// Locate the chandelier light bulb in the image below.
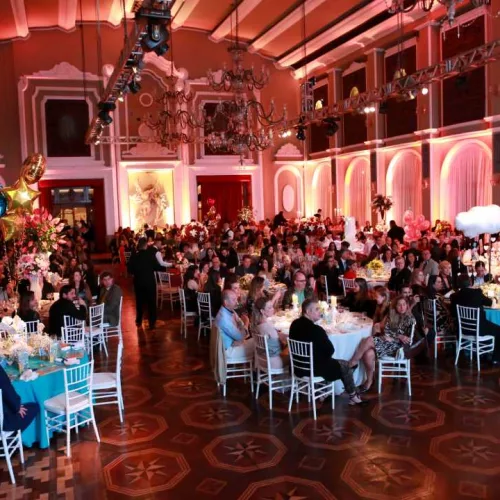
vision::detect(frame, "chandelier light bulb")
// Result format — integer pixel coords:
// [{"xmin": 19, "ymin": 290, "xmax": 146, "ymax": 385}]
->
[{"xmin": 363, "ymin": 106, "xmax": 370, "ymax": 114}]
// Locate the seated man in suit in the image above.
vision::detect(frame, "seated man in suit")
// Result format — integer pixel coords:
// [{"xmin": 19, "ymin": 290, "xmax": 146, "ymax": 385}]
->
[
  {"xmin": 0, "ymin": 365, "xmax": 38, "ymax": 432},
  {"xmin": 215, "ymin": 290, "xmax": 254, "ymax": 360},
  {"xmin": 48, "ymin": 284, "xmax": 87, "ymax": 337},
  {"xmin": 235, "ymin": 255, "xmax": 258, "ymax": 277},
  {"xmin": 388, "ymin": 256, "xmax": 412, "ymax": 291},
  {"xmin": 289, "ymin": 299, "xmax": 367, "ymax": 406},
  {"xmin": 98, "ymin": 271, "xmax": 123, "ymax": 327},
  {"xmin": 473, "ymin": 261, "xmax": 492, "ymax": 286},
  {"xmin": 420, "ymin": 249, "xmax": 439, "ymax": 281},
  {"xmin": 451, "ymin": 274, "xmax": 500, "ymax": 364}
]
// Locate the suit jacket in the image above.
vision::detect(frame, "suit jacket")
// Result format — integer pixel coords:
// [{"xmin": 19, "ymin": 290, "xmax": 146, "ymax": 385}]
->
[
  {"xmin": 276, "ymin": 267, "xmax": 294, "ymax": 288},
  {"xmin": 421, "ymin": 259, "xmax": 439, "ymax": 277},
  {"xmin": 98, "ymin": 284, "xmax": 123, "ymax": 326},
  {"xmin": 336, "ymin": 259, "xmax": 350, "ymax": 275},
  {"xmin": 48, "ymin": 298, "xmax": 87, "ymax": 337},
  {"xmin": 128, "ymin": 249, "xmax": 162, "ymax": 288},
  {"xmin": 288, "ymin": 316, "xmax": 341, "ymax": 381},
  {"xmin": 388, "ymin": 267, "xmax": 412, "ymax": 291},
  {"xmin": 0, "ymin": 366, "xmax": 21, "ymax": 430},
  {"xmin": 235, "ymin": 265, "xmax": 257, "ymax": 277},
  {"xmin": 450, "ymin": 287, "xmax": 492, "ymax": 330}
]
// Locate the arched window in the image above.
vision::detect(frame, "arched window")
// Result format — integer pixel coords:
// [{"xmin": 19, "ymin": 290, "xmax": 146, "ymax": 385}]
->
[
  {"xmin": 440, "ymin": 141, "xmax": 492, "ymax": 223},
  {"xmin": 386, "ymin": 151, "xmax": 422, "ymax": 224}
]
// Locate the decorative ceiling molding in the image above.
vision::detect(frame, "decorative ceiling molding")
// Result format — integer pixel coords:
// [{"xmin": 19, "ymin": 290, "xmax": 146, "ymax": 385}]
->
[
  {"xmin": 143, "ymin": 52, "xmax": 189, "ymax": 80},
  {"xmin": 210, "ymin": 0, "xmax": 265, "ymax": 42},
  {"xmin": 10, "ymin": 0, "xmax": 28, "ymax": 38},
  {"xmin": 107, "ymin": 0, "xmax": 135, "ymax": 26},
  {"xmin": 171, "ymin": 0, "xmax": 202, "ymax": 30},
  {"xmin": 30, "ymin": 62, "xmax": 99, "ymax": 80},
  {"xmin": 58, "ymin": 0, "xmax": 78, "ymax": 30},
  {"xmin": 275, "ymin": 0, "xmax": 388, "ymax": 68},
  {"xmin": 275, "ymin": 142, "xmax": 302, "ymax": 158},
  {"xmin": 248, "ymin": 0, "xmax": 328, "ymax": 54}
]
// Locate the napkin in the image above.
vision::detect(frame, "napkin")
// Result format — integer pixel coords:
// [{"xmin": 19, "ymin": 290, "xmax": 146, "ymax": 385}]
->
[
  {"xmin": 64, "ymin": 358, "xmax": 80, "ymax": 366},
  {"xmin": 19, "ymin": 369, "xmax": 39, "ymax": 382}
]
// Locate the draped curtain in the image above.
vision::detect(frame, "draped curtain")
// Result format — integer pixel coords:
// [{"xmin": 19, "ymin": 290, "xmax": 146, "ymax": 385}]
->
[
  {"xmin": 440, "ymin": 145, "xmax": 492, "ymax": 223},
  {"xmin": 345, "ymin": 159, "xmax": 370, "ymax": 225},
  {"xmin": 387, "ymin": 153, "xmax": 422, "ymax": 224}
]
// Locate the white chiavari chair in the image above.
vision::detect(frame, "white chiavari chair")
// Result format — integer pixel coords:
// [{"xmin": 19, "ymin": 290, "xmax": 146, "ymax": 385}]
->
[
  {"xmin": 0, "ymin": 389, "xmax": 24, "ymax": 484},
  {"xmin": 88, "ymin": 304, "xmax": 107, "ymax": 357},
  {"xmin": 197, "ymin": 293, "xmax": 213, "ymax": 341},
  {"xmin": 340, "ymin": 277, "xmax": 356, "ymax": 297},
  {"xmin": 43, "ymin": 361, "xmax": 100, "ymax": 457},
  {"xmin": 155, "ymin": 272, "xmax": 180, "ymax": 310},
  {"xmin": 424, "ymin": 298, "xmax": 456, "ymax": 358},
  {"xmin": 179, "ymin": 289, "xmax": 197, "ymax": 339}
]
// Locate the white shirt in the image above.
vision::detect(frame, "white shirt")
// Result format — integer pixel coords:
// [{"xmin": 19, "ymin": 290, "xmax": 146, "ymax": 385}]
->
[{"xmin": 155, "ymin": 250, "xmax": 172, "ymax": 268}]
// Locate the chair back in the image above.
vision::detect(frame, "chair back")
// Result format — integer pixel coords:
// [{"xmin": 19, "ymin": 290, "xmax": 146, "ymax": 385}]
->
[
  {"xmin": 89, "ymin": 304, "xmax": 105, "ymax": 334},
  {"xmin": 63, "ymin": 360, "xmax": 93, "ymax": 409},
  {"xmin": 322, "ymin": 275, "xmax": 329, "ymax": 299},
  {"xmin": 157, "ymin": 272, "xmax": 172, "ymax": 287},
  {"xmin": 179, "ymin": 288, "xmax": 187, "ymax": 314},
  {"xmin": 63, "ymin": 315, "xmax": 85, "ymax": 329},
  {"xmin": 61, "ymin": 323, "xmax": 85, "ymax": 346},
  {"xmin": 254, "ymin": 334, "xmax": 272, "ymax": 373},
  {"xmin": 340, "ymin": 277, "xmax": 356, "ymax": 296},
  {"xmin": 288, "ymin": 339, "xmax": 314, "ymax": 379},
  {"xmin": 423, "ymin": 298, "xmax": 437, "ymax": 331},
  {"xmin": 197, "ymin": 292, "xmax": 212, "ymax": 316},
  {"xmin": 457, "ymin": 305, "xmax": 480, "ymax": 338},
  {"xmin": 395, "ymin": 321, "xmax": 416, "ymax": 360},
  {"xmin": 115, "ymin": 342, "xmax": 124, "ymax": 385}
]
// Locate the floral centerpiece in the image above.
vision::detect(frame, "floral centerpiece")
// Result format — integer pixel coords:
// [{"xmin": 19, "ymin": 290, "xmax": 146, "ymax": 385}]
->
[
  {"xmin": 371, "ymin": 194, "xmax": 393, "ymax": 221},
  {"xmin": 435, "ymin": 220, "xmax": 453, "ymax": 237},
  {"xmin": 22, "ymin": 208, "xmax": 66, "ymax": 253},
  {"xmin": 299, "ymin": 217, "xmax": 326, "ymax": 237},
  {"xmin": 237, "ymin": 206, "xmax": 256, "ymax": 225},
  {"xmin": 239, "ymin": 274, "xmax": 254, "ymax": 291},
  {"xmin": 480, "ymin": 282, "xmax": 500, "ymax": 302},
  {"xmin": 180, "ymin": 221, "xmax": 208, "ymax": 245},
  {"xmin": 204, "ymin": 205, "xmax": 221, "ymax": 233},
  {"xmin": 16, "ymin": 252, "xmax": 50, "ymax": 301},
  {"xmin": 366, "ymin": 259, "xmax": 385, "ymax": 277}
]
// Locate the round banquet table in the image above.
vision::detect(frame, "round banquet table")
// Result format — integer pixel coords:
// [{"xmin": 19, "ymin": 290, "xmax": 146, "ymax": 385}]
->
[
  {"xmin": 485, "ymin": 307, "xmax": 500, "ymax": 326},
  {"xmin": 7, "ymin": 352, "xmax": 89, "ymax": 448},
  {"xmin": 268, "ymin": 312, "xmax": 372, "ymax": 395}
]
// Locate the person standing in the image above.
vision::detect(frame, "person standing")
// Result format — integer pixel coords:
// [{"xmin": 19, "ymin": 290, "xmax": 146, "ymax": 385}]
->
[{"xmin": 128, "ymin": 237, "xmax": 162, "ymax": 330}]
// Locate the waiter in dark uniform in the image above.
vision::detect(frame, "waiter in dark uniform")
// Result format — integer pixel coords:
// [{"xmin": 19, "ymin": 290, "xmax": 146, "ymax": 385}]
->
[{"xmin": 128, "ymin": 237, "xmax": 162, "ymax": 330}]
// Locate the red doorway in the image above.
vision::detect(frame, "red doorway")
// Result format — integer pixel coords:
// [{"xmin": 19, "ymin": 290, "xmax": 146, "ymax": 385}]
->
[
  {"xmin": 197, "ymin": 175, "xmax": 252, "ymax": 222},
  {"xmin": 38, "ymin": 179, "xmax": 106, "ymax": 252}
]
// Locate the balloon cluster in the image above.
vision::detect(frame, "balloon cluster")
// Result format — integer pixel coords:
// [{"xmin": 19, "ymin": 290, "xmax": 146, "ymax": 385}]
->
[
  {"xmin": 403, "ymin": 210, "xmax": 430, "ymax": 242},
  {"xmin": 0, "ymin": 154, "xmax": 46, "ymax": 241}
]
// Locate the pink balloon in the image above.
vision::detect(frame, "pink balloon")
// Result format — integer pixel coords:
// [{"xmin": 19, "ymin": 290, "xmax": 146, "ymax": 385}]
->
[
  {"xmin": 404, "ymin": 225, "xmax": 411, "ymax": 233},
  {"xmin": 403, "ymin": 211, "xmax": 414, "ymax": 225},
  {"xmin": 419, "ymin": 220, "xmax": 430, "ymax": 231},
  {"xmin": 416, "ymin": 214, "xmax": 425, "ymax": 224}
]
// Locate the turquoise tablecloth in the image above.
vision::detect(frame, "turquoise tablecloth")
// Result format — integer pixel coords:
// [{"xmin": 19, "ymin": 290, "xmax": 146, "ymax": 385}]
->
[
  {"xmin": 10, "ymin": 353, "xmax": 89, "ymax": 449},
  {"xmin": 485, "ymin": 308, "xmax": 500, "ymax": 326}
]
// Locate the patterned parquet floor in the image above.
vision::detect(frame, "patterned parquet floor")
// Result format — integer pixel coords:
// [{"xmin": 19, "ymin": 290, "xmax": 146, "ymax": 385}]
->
[{"xmin": 1, "ymin": 276, "xmax": 500, "ymax": 499}]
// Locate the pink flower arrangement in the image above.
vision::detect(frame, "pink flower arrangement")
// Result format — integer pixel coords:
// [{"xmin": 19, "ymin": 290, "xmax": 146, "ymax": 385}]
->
[
  {"xmin": 181, "ymin": 221, "xmax": 208, "ymax": 244},
  {"xmin": 22, "ymin": 208, "xmax": 66, "ymax": 254},
  {"xmin": 16, "ymin": 252, "xmax": 50, "ymax": 279}
]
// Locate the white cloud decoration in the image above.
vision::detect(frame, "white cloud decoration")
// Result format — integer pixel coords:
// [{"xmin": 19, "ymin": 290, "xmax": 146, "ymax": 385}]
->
[{"xmin": 455, "ymin": 205, "xmax": 500, "ymax": 237}]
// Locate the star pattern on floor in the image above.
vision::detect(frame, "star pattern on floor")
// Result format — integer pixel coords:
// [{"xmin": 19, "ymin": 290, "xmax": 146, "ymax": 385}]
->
[
  {"xmin": 125, "ymin": 458, "xmax": 169, "ymax": 484},
  {"xmin": 224, "ymin": 440, "xmax": 267, "ymax": 462},
  {"xmin": 451, "ymin": 439, "xmax": 497, "ymax": 464}
]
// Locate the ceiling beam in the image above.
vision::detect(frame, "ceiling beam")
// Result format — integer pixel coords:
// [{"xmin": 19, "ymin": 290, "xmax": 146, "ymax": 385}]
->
[
  {"xmin": 58, "ymin": 0, "xmax": 78, "ymax": 30},
  {"xmin": 248, "ymin": 0, "xmax": 328, "ymax": 54},
  {"xmin": 9, "ymin": 0, "xmax": 28, "ymax": 38},
  {"xmin": 210, "ymin": 0, "xmax": 266, "ymax": 42},
  {"xmin": 108, "ymin": 0, "xmax": 136, "ymax": 26},
  {"xmin": 171, "ymin": 0, "xmax": 201, "ymax": 29}
]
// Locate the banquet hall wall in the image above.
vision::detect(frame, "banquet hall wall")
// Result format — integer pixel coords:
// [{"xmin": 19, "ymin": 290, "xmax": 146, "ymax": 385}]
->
[{"xmin": 0, "ymin": 5, "xmax": 500, "ymax": 236}]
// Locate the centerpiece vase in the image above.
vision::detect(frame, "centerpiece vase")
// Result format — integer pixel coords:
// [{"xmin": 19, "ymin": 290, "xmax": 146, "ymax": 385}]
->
[{"xmin": 29, "ymin": 273, "xmax": 43, "ymax": 302}]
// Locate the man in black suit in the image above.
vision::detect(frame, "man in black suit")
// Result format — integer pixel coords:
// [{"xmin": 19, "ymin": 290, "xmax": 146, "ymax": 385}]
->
[
  {"xmin": 128, "ymin": 237, "xmax": 162, "ymax": 329},
  {"xmin": 0, "ymin": 366, "xmax": 38, "ymax": 432},
  {"xmin": 388, "ymin": 256, "xmax": 412, "ymax": 291},
  {"xmin": 235, "ymin": 255, "xmax": 257, "ymax": 277},
  {"xmin": 98, "ymin": 271, "xmax": 123, "ymax": 326},
  {"xmin": 387, "ymin": 220, "xmax": 405, "ymax": 243},
  {"xmin": 288, "ymin": 299, "xmax": 367, "ymax": 406},
  {"xmin": 48, "ymin": 284, "xmax": 87, "ymax": 337},
  {"xmin": 472, "ymin": 261, "xmax": 492, "ymax": 286},
  {"xmin": 451, "ymin": 274, "xmax": 500, "ymax": 363},
  {"xmin": 336, "ymin": 249, "xmax": 351, "ymax": 275}
]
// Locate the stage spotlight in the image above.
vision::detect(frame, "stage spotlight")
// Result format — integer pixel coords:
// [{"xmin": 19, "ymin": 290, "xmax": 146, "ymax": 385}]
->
[
  {"xmin": 323, "ymin": 117, "xmax": 339, "ymax": 137},
  {"xmin": 378, "ymin": 101, "xmax": 388, "ymax": 115},
  {"xmin": 296, "ymin": 126, "xmax": 306, "ymax": 141},
  {"xmin": 141, "ymin": 22, "xmax": 170, "ymax": 56},
  {"xmin": 421, "ymin": 86, "xmax": 429, "ymax": 95},
  {"xmin": 97, "ymin": 101, "xmax": 116, "ymax": 125}
]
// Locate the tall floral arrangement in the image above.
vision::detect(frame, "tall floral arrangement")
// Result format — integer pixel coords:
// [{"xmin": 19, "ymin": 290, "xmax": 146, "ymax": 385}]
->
[
  {"xmin": 204, "ymin": 202, "xmax": 221, "ymax": 233},
  {"xmin": 300, "ymin": 217, "xmax": 326, "ymax": 236},
  {"xmin": 181, "ymin": 221, "xmax": 208, "ymax": 244},
  {"xmin": 435, "ymin": 220, "xmax": 452, "ymax": 237},
  {"xmin": 22, "ymin": 208, "xmax": 65, "ymax": 253},
  {"xmin": 16, "ymin": 252, "xmax": 50, "ymax": 279},
  {"xmin": 371, "ymin": 194, "xmax": 393, "ymax": 221},
  {"xmin": 237, "ymin": 206, "xmax": 256, "ymax": 225}
]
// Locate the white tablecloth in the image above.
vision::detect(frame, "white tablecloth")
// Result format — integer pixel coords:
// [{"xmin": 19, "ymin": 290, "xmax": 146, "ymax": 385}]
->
[{"xmin": 268, "ymin": 313, "xmax": 372, "ymax": 394}]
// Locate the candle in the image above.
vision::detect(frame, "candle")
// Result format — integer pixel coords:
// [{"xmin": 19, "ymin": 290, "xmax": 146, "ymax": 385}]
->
[{"xmin": 330, "ymin": 296, "xmax": 337, "ymax": 307}]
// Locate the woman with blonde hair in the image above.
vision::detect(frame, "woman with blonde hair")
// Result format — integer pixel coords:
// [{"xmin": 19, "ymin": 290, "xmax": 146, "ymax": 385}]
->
[
  {"xmin": 438, "ymin": 260, "xmax": 453, "ymax": 294},
  {"xmin": 410, "ymin": 269, "xmax": 426, "ymax": 287},
  {"xmin": 251, "ymin": 296, "xmax": 288, "ymax": 369}
]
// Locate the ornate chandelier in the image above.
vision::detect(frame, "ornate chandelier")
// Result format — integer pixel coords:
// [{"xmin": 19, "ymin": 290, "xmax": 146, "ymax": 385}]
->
[
  {"xmin": 387, "ymin": 0, "xmax": 491, "ymax": 26},
  {"xmin": 207, "ymin": 2, "xmax": 269, "ymax": 92}
]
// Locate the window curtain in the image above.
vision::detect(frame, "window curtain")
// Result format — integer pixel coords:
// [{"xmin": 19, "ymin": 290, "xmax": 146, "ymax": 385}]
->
[
  {"xmin": 345, "ymin": 160, "xmax": 370, "ymax": 224},
  {"xmin": 387, "ymin": 154, "xmax": 422, "ymax": 224},
  {"xmin": 440, "ymin": 145, "xmax": 492, "ymax": 223}
]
